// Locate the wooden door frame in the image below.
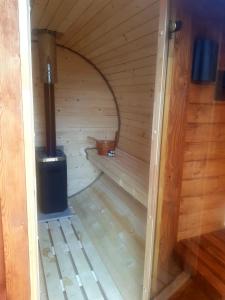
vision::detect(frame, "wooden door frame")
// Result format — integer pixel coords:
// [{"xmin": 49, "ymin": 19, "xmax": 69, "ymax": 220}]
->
[
  {"xmin": 18, "ymin": 1, "xmax": 39, "ymax": 299},
  {"xmin": 143, "ymin": 0, "xmax": 170, "ymax": 299},
  {"xmin": 0, "ymin": 0, "xmax": 170, "ymax": 299},
  {"xmin": 0, "ymin": 0, "xmax": 39, "ymax": 299}
]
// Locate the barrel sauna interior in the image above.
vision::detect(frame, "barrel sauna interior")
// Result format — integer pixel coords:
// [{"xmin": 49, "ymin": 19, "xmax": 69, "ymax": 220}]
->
[
  {"xmin": 1, "ymin": 0, "xmax": 225, "ymax": 299},
  {"xmin": 31, "ymin": 1, "xmax": 162, "ymax": 299},
  {"xmin": 31, "ymin": 0, "xmax": 225, "ymax": 299}
]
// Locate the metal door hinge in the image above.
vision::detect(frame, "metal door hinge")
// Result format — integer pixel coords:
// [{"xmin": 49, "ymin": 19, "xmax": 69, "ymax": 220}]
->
[{"xmin": 168, "ymin": 20, "xmax": 182, "ymax": 38}]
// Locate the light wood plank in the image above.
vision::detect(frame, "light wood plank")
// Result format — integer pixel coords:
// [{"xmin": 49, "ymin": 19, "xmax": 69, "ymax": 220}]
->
[
  {"xmin": 38, "ymin": 223, "xmax": 64, "ymax": 300},
  {"xmin": 73, "ymin": 193, "xmax": 143, "ymax": 300},
  {"xmin": 37, "ymin": 0, "xmax": 62, "ymax": 28},
  {"xmin": 48, "ymin": 221, "xmax": 84, "ymax": 300},
  {"xmin": 60, "ymin": 218, "xmax": 104, "ymax": 300},
  {"xmin": 74, "ymin": 0, "xmax": 156, "ymax": 50},
  {"xmin": 96, "ymin": 175, "xmax": 146, "ymax": 242},
  {"xmin": 87, "ymin": 149, "xmax": 149, "ymax": 207},
  {"xmin": 57, "ymin": 0, "xmax": 93, "ymax": 33},
  {"xmin": 98, "ymin": 46, "xmax": 157, "ymax": 69},
  {"xmin": 71, "ymin": 215, "xmax": 123, "ymax": 300},
  {"xmin": 60, "ymin": 0, "xmax": 110, "ymax": 46},
  {"xmin": 31, "ymin": 0, "xmax": 49, "ymax": 28},
  {"xmin": 71, "ymin": 174, "xmax": 145, "ymax": 300},
  {"xmin": 47, "ymin": 0, "xmax": 79, "ymax": 31},
  {"xmin": 83, "ymin": 10, "xmax": 159, "ymax": 58},
  {"xmin": 61, "ymin": 0, "xmax": 131, "ymax": 47},
  {"xmin": 39, "ymin": 254, "xmax": 48, "ymax": 300}
]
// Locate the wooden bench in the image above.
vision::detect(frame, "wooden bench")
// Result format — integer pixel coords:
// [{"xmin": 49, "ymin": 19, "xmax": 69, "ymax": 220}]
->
[{"xmin": 86, "ymin": 148, "xmax": 149, "ymax": 207}]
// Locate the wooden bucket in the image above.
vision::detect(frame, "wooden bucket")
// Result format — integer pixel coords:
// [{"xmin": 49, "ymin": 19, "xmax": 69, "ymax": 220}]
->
[{"xmin": 96, "ymin": 140, "xmax": 116, "ymax": 156}]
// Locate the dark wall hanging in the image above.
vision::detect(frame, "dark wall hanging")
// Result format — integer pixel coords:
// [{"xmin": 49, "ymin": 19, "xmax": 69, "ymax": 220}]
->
[{"xmin": 192, "ymin": 38, "xmax": 218, "ymax": 83}]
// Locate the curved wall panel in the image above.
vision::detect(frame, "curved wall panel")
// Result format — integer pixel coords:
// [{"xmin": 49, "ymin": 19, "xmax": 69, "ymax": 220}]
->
[
  {"xmin": 32, "ymin": 45, "xmax": 118, "ymax": 196},
  {"xmin": 31, "ymin": 0, "xmax": 160, "ymax": 162}
]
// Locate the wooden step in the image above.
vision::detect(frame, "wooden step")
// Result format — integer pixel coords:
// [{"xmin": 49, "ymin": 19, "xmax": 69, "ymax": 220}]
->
[{"xmin": 175, "ymin": 230, "xmax": 225, "ymax": 297}]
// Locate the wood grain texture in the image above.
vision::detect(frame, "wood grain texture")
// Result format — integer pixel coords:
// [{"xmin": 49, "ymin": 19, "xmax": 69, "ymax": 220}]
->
[
  {"xmin": 170, "ymin": 279, "xmax": 218, "ymax": 300},
  {"xmin": 153, "ymin": 272, "xmax": 190, "ymax": 300},
  {"xmin": 71, "ymin": 174, "xmax": 146, "ymax": 300},
  {"xmin": 87, "ymin": 148, "xmax": 149, "ymax": 207},
  {"xmin": 152, "ymin": 0, "xmax": 191, "ymax": 273},
  {"xmin": 149, "ymin": 1, "xmax": 193, "ymax": 297},
  {"xmin": 178, "ymin": 17, "xmax": 225, "ymax": 240},
  {"xmin": 31, "ymin": 0, "xmax": 160, "ymax": 162},
  {"xmin": 184, "ymin": 142, "xmax": 225, "ymax": 161},
  {"xmin": 0, "ymin": 213, "xmax": 6, "ymax": 299},
  {"xmin": 0, "ymin": 0, "xmax": 31, "ymax": 298},
  {"xmin": 33, "ymin": 44, "xmax": 118, "ymax": 196},
  {"xmin": 175, "ymin": 230, "xmax": 225, "ymax": 297}
]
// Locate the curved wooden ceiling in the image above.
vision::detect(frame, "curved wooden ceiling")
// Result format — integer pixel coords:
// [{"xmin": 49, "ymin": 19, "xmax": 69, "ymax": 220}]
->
[{"xmin": 31, "ymin": 0, "xmax": 160, "ymax": 162}]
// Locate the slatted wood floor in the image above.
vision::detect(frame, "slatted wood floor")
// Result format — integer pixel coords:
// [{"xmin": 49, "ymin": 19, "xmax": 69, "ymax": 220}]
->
[
  {"xmin": 39, "ymin": 216, "xmax": 123, "ymax": 300},
  {"xmin": 176, "ymin": 229, "xmax": 225, "ymax": 298}
]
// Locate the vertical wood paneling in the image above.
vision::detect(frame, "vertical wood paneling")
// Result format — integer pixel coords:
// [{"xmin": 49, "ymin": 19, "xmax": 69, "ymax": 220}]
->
[
  {"xmin": 0, "ymin": 213, "xmax": 6, "ymax": 299},
  {"xmin": 151, "ymin": 0, "xmax": 192, "ymax": 278},
  {"xmin": 0, "ymin": 0, "xmax": 30, "ymax": 298}
]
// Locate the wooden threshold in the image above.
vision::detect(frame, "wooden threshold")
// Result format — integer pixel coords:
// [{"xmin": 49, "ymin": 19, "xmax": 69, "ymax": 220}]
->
[{"xmin": 153, "ymin": 272, "xmax": 190, "ymax": 300}]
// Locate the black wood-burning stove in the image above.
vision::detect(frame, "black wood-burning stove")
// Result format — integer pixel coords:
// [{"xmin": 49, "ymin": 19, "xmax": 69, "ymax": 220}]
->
[{"xmin": 36, "ymin": 30, "xmax": 68, "ymax": 213}]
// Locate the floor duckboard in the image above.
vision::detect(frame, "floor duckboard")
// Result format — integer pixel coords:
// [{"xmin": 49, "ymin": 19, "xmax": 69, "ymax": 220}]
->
[{"xmin": 39, "ymin": 216, "xmax": 123, "ymax": 300}]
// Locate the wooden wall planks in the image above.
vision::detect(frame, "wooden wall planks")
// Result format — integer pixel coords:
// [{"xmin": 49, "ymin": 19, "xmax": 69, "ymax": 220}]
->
[
  {"xmin": 0, "ymin": 213, "xmax": 5, "ymax": 299},
  {"xmin": 151, "ymin": 0, "xmax": 192, "ymax": 272},
  {"xmin": 31, "ymin": 0, "xmax": 160, "ymax": 162},
  {"xmin": 177, "ymin": 19, "xmax": 225, "ymax": 240},
  {"xmin": 32, "ymin": 45, "xmax": 118, "ymax": 196},
  {"xmin": 0, "ymin": 0, "xmax": 31, "ymax": 298}
]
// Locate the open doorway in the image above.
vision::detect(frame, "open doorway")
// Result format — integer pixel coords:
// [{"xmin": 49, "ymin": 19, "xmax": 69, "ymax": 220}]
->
[
  {"xmin": 3, "ymin": 0, "xmax": 225, "ymax": 299},
  {"xmin": 29, "ymin": 1, "xmax": 162, "ymax": 299}
]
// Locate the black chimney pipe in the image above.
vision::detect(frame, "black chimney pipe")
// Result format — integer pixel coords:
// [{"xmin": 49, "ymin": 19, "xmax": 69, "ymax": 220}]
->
[
  {"xmin": 38, "ymin": 30, "xmax": 57, "ymax": 157},
  {"xmin": 44, "ymin": 81, "xmax": 56, "ymax": 156},
  {"xmin": 36, "ymin": 30, "xmax": 68, "ymax": 213}
]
